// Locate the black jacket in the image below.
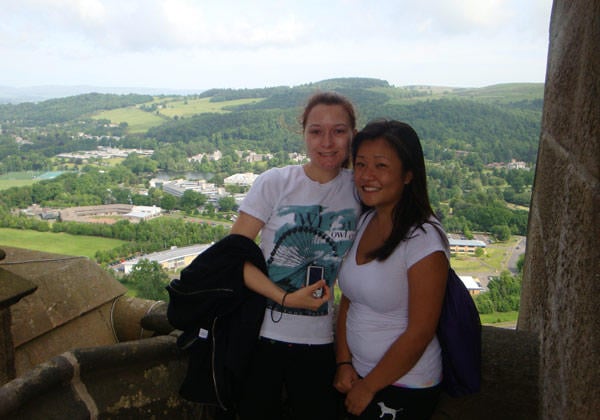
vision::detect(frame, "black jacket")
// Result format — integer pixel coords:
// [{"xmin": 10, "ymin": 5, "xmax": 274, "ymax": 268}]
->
[{"xmin": 166, "ymin": 234, "xmax": 267, "ymax": 410}]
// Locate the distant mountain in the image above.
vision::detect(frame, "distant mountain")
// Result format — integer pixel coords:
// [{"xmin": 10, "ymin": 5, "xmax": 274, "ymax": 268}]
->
[{"xmin": 0, "ymin": 85, "xmax": 207, "ymax": 104}]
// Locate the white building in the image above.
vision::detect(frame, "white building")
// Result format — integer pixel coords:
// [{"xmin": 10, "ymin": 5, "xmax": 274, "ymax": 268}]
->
[
  {"xmin": 162, "ymin": 179, "xmax": 224, "ymax": 198},
  {"xmin": 124, "ymin": 205, "xmax": 162, "ymax": 221},
  {"xmin": 448, "ymin": 239, "xmax": 487, "ymax": 254},
  {"xmin": 224, "ymin": 172, "xmax": 258, "ymax": 186},
  {"xmin": 459, "ymin": 275, "xmax": 485, "ymax": 295},
  {"xmin": 188, "ymin": 150, "xmax": 223, "ymax": 163},
  {"xmin": 120, "ymin": 244, "xmax": 213, "ymax": 274}
]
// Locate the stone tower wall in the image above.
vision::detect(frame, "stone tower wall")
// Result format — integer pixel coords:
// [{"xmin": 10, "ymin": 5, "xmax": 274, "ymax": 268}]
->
[{"xmin": 518, "ymin": 1, "xmax": 600, "ymax": 419}]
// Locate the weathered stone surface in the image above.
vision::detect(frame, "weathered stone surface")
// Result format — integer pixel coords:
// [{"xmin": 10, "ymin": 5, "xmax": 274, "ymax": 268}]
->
[
  {"xmin": 1, "ymin": 246, "xmax": 126, "ymax": 347},
  {"xmin": 0, "ymin": 309, "xmax": 15, "ymax": 385},
  {"xmin": 0, "ymin": 267, "xmax": 36, "ymax": 384},
  {"xmin": 0, "ymin": 246, "xmax": 132, "ymax": 376},
  {"xmin": 519, "ymin": 1, "xmax": 600, "ymax": 419},
  {"xmin": 13, "ymin": 304, "xmax": 118, "ymax": 376},
  {"xmin": 0, "ymin": 268, "xmax": 37, "ymax": 309},
  {"xmin": 0, "ymin": 335, "xmax": 209, "ymax": 419},
  {"xmin": 111, "ymin": 296, "xmax": 165, "ymax": 342},
  {"xmin": 433, "ymin": 326, "xmax": 539, "ymax": 420},
  {"xmin": 141, "ymin": 300, "xmax": 175, "ymax": 335}
]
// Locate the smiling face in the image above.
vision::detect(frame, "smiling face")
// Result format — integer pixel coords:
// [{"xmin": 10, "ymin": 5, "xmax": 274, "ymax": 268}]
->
[
  {"xmin": 353, "ymin": 137, "xmax": 413, "ymax": 216},
  {"xmin": 303, "ymin": 104, "xmax": 353, "ymax": 179}
]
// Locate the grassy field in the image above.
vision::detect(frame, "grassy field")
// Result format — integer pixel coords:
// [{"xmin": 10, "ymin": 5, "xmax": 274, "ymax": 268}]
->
[
  {"xmin": 92, "ymin": 96, "xmax": 266, "ymax": 134},
  {"xmin": 0, "ymin": 228, "xmax": 127, "ymax": 259},
  {"xmin": 157, "ymin": 97, "xmax": 265, "ymax": 118},
  {"xmin": 0, "ymin": 171, "xmax": 43, "ymax": 190},
  {"xmin": 480, "ymin": 311, "xmax": 519, "ymax": 326},
  {"xmin": 92, "ymin": 107, "xmax": 167, "ymax": 133},
  {"xmin": 0, "ymin": 179, "xmax": 37, "ymax": 190}
]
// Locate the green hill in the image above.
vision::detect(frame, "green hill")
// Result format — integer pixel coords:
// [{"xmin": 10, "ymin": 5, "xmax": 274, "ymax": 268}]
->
[{"xmin": 0, "ymin": 77, "xmax": 544, "ymax": 170}]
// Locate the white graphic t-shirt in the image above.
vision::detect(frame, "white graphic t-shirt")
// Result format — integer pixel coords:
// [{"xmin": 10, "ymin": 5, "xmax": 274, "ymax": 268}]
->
[{"xmin": 239, "ymin": 165, "xmax": 360, "ymax": 344}]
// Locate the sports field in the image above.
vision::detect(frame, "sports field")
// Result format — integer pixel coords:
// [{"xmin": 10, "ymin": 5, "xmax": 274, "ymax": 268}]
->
[
  {"xmin": 0, "ymin": 228, "xmax": 127, "ymax": 259},
  {"xmin": 0, "ymin": 171, "xmax": 69, "ymax": 190},
  {"xmin": 0, "ymin": 172, "xmax": 38, "ymax": 190}
]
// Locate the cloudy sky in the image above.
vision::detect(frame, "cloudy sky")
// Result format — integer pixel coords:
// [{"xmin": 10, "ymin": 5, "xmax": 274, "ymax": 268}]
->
[{"xmin": 2, "ymin": 0, "xmax": 553, "ymax": 91}]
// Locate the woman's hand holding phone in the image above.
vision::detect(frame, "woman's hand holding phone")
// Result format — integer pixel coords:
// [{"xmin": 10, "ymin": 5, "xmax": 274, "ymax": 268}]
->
[{"xmin": 285, "ymin": 279, "xmax": 330, "ymax": 311}]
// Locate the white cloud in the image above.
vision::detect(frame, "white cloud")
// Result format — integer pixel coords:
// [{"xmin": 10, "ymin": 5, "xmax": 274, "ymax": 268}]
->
[{"xmin": 0, "ymin": 0, "xmax": 553, "ymax": 89}]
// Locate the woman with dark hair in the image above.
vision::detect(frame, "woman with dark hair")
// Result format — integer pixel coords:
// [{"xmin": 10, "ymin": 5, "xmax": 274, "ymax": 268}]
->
[
  {"xmin": 334, "ymin": 120, "xmax": 449, "ymax": 419},
  {"xmin": 231, "ymin": 92, "xmax": 361, "ymax": 419}
]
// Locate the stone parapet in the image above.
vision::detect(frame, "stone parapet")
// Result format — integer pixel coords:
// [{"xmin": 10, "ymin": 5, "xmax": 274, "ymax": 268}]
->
[
  {"xmin": 433, "ymin": 326, "xmax": 539, "ymax": 419},
  {"xmin": 0, "ymin": 324, "xmax": 539, "ymax": 419},
  {"xmin": 0, "ymin": 335, "xmax": 210, "ymax": 419}
]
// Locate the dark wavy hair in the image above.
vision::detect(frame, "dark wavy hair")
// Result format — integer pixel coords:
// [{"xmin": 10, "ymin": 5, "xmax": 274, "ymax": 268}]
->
[{"xmin": 352, "ymin": 119, "xmax": 437, "ymax": 261}]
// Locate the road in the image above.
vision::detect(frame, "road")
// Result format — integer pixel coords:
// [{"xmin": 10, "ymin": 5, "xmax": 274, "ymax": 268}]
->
[{"xmin": 507, "ymin": 236, "xmax": 527, "ymax": 274}]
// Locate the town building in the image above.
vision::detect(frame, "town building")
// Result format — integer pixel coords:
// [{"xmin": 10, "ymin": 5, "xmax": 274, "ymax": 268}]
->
[
  {"xmin": 449, "ymin": 238, "xmax": 487, "ymax": 254},
  {"xmin": 59, "ymin": 204, "xmax": 162, "ymax": 223},
  {"xmin": 223, "ymin": 172, "xmax": 258, "ymax": 186},
  {"xmin": 459, "ymin": 275, "xmax": 485, "ymax": 295},
  {"xmin": 119, "ymin": 243, "xmax": 212, "ymax": 274},
  {"xmin": 161, "ymin": 179, "xmax": 225, "ymax": 199}
]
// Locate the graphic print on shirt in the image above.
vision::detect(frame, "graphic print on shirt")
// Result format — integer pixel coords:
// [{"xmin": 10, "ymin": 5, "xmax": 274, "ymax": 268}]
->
[
  {"xmin": 267, "ymin": 204, "xmax": 356, "ymax": 315},
  {"xmin": 377, "ymin": 401, "xmax": 404, "ymax": 420}
]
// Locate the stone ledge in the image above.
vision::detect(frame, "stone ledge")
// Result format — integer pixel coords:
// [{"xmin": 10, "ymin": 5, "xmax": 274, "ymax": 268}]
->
[
  {"xmin": 433, "ymin": 326, "xmax": 539, "ymax": 420},
  {"xmin": 0, "ymin": 325, "xmax": 540, "ymax": 419},
  {"xmin": 0, "ymin": 334, "xmax": 208, "ymax": 419}
]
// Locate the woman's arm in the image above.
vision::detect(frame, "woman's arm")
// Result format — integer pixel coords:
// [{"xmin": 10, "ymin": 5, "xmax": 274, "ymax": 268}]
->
[
  {"xmin": 344, "ymin": 251, "xmax": 448, "ymax": 415},
  {"xmin": 231, "ymin": 211, "xmax": 329, "ymax": 311},
  {"xmin": 242, "ymin": 262, "xmax": 330, "ymax": 311},
  {"xmin": 334, "ymin": 294, "xmax": 359, "ymax": 393},
  {"xmin": 230, "ymin": 211, "xmax": 264, "ymax": 240}
]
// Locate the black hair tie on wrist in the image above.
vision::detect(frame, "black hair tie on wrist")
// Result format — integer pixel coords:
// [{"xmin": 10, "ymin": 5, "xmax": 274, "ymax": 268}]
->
[{"xmin": 270, "ymin": 291, "xmax": 289, "ymax": 323}]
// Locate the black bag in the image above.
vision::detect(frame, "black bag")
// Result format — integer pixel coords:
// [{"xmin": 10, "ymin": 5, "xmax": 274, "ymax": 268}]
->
[{"xmin": 437, "ymin": 267, "xmax": 482, "ymax": 397}]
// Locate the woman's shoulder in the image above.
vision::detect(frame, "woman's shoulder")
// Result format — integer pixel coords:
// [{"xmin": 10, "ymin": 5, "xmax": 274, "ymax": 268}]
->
[
  {"xmin": 265, "ymin": 164, "xmax": 303, "ymax": 176},
  {"xmin": 255, "ymin": 165, "xmax": 302, "ymax": 183},
  {"xmin": 403, "ymin": 218, "xmax": 450, "ymax": 264},
  {"xmin": 409, "ymin": 218, "xmax": 447, "ymax": 243},
  {"xmin": 424, "ymin": 217, "xmax": 446, "ymax": 235}
]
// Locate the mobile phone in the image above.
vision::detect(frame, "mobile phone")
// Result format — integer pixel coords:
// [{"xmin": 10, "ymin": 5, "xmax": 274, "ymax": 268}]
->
[{"xmin": 306, "ymin": 265, "xmax": 324, "ymax": 298}]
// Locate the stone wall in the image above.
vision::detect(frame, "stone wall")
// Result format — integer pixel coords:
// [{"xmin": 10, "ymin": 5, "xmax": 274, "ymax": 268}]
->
[
  {"xmin": 518, "ymin": 0, "xmax": 600, "ymax": 419},
  {"xmin": 0, "ymin": 324, "xmax": 538, "ymax": 420},
  {"xmin": 0, "ymin": 335, "xmax": 210, "ymax": 419}
]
